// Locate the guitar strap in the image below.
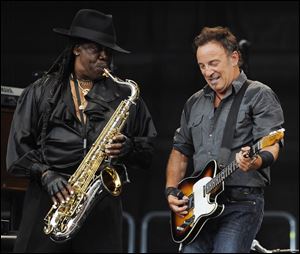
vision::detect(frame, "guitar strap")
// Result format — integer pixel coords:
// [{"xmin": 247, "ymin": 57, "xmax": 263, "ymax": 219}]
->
[{"xmin": 218, "ymin": 80, "xmax": 250, "ymax": 168}]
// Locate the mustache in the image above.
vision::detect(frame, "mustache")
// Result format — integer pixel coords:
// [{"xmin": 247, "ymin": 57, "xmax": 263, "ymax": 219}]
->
[{"xmin": 97, "ymin": 61, "xmax": 109, "ymax": 69}]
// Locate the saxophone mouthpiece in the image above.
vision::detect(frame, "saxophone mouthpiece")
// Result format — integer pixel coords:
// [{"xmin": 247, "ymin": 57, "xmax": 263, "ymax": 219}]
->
[{"xmin": 102, "ymin": 68, "xmax": 111, "ymax": 78}]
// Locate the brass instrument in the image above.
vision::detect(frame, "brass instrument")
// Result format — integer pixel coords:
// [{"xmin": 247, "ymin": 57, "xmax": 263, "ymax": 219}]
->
[{"xmin": 43, "ymin": 68, "xmax": 139, "ymax": 242}]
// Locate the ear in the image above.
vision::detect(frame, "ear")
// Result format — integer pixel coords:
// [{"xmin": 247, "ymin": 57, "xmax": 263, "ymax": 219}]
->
[
  {"xmin": 73, "ymin": 45, "xmax": 81, "ymax": 56},
  {"xmin": 231, "ymin": 51, "xmax": 239, "ymax": 66}
]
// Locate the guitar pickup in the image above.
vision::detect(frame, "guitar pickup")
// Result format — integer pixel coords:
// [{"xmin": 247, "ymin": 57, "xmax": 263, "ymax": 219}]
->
[
  {"xmin": 176, "ymin": 215, "xmax": 195, "ymax": 232},
  {"xmin": 187, "ymin": 194, "xmax": 194, "ymax": 210}
]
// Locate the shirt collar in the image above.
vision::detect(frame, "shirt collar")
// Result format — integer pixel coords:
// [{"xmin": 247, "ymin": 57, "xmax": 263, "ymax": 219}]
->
[
  {"xmin": 87, "ymin": 77, "xmax": 121, "ymax": 103},
  {"xmin": 231, "ymin": 70, "xmax": 247, "ymax": 94}
]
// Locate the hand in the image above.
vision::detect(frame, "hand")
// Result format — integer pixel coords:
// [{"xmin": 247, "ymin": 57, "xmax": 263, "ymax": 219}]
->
[
  {"xmin": 41, "ymin": 171, "xmax": 74, "ymax": 206},
  {"xmin": 235, "ymin": 146, "xmax": 258, "ymax": 172},
  {"xmin": 105, "ymin": 134, "xmax": 133, "ymax": 158},
  {"xmin": 166, "ymin": 188, "xmax": 189, "ymax": 218}
]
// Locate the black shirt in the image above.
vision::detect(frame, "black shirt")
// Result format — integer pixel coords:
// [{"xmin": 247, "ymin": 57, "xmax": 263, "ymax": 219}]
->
[{"xmin": 6, "ymin": 73, "xmax": 157, "ymax": 177}]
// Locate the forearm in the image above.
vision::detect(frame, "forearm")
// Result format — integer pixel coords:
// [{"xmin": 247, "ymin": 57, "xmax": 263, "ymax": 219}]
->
[
  {"xmin": 262, "ymin": 142, "xmax": 279, "ymax": 161},
  {"xmin": 166, "ymin": 148, "xmax": 189, "ymax": 188},
  {"xmin": 237, "ymin": 142, "xmax": 280, "ymax": 172},
  {"xmin": 253, "ymin": 143, "xmax": 279, "ymax": 170}
]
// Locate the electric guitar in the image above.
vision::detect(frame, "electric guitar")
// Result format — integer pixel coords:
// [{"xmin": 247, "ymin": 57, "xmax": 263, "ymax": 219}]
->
[{"xmin": 170, "ymin": 128, "xmax": 285, "ymax": 246}]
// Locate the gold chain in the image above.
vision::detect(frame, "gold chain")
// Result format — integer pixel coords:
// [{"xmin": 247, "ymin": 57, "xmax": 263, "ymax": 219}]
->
[{"xmin": 77, "ymin": 80, "xmax": 93, "ymax": 96}]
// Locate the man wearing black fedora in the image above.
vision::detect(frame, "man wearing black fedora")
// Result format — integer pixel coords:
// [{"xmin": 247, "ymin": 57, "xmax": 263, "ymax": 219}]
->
[{"xmin": 7, "ymin": 9, "xmax": 157, "ymax": 252}]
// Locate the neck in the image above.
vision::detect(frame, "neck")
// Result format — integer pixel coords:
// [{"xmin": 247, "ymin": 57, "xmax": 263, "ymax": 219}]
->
[
  {"xmin": 232, "ymin": 67, "xmax": 241, "ymax": 83},
  {"xmin": 77, "ymin": 77, "xmax": 93, "ymax": 82},
  {"xmin": 214, "ymin": 93, "xmax": 222, "ymax": 108},
  {"xmin": 70, "ymin": 73, "xmax": 93, "ymax": 90},
  {"xmin": 215, "ymin": 93, "xmax": 223, "ymax": 101},
  {"xmin": 74, "ymin": 72, "xmax": 92, "ymax": 82}
]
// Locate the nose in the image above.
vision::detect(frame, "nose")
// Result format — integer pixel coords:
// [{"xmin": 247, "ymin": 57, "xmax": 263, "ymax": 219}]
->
[
  {"xmin": 99, "ymin": 50, "xmax": 108, "ymax": 60},
  {"xmin": 99, "ymin": 47, "xmax": 111, "ymax": 60},
  {"xmin": 201, "ymin": 65, "xmax": 214, "ymax": 77}
]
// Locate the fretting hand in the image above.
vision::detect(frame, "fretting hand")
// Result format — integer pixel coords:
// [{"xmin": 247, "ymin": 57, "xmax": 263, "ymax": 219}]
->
[{"xmin": 235, "ymin": 146, "xmax": 259, "ymax": 172}]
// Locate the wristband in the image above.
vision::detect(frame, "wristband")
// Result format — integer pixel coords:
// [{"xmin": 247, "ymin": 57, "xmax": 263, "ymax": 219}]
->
[
  {"xmin": 165, "ymin": 187, "xmax": 184, "ymax": 199},
  {"xmin": 259, "ymin": 151, "xmax": 274, "ymax": 169}
]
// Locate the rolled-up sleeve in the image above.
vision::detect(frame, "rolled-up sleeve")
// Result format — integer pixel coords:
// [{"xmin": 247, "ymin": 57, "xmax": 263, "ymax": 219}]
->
[{"xmin": 251, "ymin": 85, "xmax": 284, "ymax": 141}]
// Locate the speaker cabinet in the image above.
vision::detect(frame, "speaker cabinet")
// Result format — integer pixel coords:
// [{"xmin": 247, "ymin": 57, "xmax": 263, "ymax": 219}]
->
[{"xmin": 1, "ymin": 107, "xmax": 29, "ymax": 191}]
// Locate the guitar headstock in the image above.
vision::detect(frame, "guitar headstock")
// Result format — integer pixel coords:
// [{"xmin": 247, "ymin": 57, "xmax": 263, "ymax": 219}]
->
[{"xmin": 260, "ymin": 128, "xmax": 285, "ymax": 149}]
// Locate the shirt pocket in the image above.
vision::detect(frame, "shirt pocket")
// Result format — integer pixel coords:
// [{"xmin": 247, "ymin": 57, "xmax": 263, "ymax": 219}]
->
[{"xmin": 189, "ymin": 114, "xmax": 204, "ymax": 150}]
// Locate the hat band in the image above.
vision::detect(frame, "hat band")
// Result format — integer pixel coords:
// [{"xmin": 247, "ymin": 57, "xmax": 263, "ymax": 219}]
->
[{"xmin": 70, "ymin": 26, "xmax": 115, "ymax": 45}]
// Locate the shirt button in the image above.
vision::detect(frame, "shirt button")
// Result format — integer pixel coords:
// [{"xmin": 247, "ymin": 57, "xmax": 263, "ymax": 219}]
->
[
  {"xmin": 208, "ymin": 151, "xmax": 211, "ymax": 155},
  {"xmin": 209, "ymin": 134, "xmax": 212, "ymax": 137}
]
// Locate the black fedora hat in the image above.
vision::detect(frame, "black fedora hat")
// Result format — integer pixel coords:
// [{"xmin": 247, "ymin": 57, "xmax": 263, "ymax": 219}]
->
[{"xmin": 53, "ymin": 9, "xmax": 130, "ymax": 53}]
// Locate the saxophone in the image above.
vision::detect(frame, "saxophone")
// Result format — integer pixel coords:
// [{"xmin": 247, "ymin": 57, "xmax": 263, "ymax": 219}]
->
[{"xmin": 43, "ymin": 68, "xmax": 139, "ymax": 242}]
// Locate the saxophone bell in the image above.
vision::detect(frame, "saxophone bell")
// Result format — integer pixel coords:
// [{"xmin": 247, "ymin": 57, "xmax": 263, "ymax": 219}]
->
[{"xmin": 100, "ymin": 164, "xmax": 122, "ymax": 196}]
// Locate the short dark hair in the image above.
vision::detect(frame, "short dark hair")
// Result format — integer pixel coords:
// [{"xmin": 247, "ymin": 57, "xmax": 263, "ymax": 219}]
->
[{"xmin": 193, "ymin": 26, "xmax": 243, "ymax": 66}]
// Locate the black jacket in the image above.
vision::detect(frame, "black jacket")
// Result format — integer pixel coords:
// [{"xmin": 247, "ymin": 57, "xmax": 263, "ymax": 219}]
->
[{"xmin": 6, "ymin": 72, "xmax": 157, "ymax": 252}]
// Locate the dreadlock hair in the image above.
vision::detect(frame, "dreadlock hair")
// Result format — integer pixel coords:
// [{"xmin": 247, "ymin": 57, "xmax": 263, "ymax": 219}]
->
[
  {"xmin": 46, "ymin": 37, "xmax": 100, "ymax": 84},
  {"xmin": 46, "ymin": 39, "xmax": 78, "ymax": 84},
  {"xmin": 46, "ymin": 37, "xmax": 118, "ymax": 84}
]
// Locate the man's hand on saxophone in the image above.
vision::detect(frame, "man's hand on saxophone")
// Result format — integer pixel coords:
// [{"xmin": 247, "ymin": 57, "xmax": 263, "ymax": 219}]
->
[
  {"xmin": 105, "ymin": 133, "xmax": 133, "ymax": 158},
  {"xmin": 41, "ymin": 170, "xmax": 74, "ymax": 206}
]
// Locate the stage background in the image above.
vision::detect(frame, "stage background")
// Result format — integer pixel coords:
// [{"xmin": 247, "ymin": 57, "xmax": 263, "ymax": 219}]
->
[{"xmin": 1, "ymin": 1, "xmax": 299, "ymax": 252}]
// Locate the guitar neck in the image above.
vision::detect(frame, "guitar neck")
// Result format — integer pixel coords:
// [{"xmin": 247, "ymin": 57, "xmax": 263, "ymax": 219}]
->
[{"xmin": 206, "ymin": 142, "xmax": 260, "ymax": 194}]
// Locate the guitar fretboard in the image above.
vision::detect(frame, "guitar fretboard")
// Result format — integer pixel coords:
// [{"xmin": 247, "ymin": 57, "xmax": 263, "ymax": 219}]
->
[{"xmin": 205, "ymin": 142, "xmax": 260, "ymax": 194}]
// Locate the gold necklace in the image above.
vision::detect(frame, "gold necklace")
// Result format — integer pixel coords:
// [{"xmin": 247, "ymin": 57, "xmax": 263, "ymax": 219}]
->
[
  {"xmin": 70, "ymin": 73, "xmax": 93, "ymax": 96},
  {"xmin": 69, "ymin": 75, "xmax": 90, "ymax": 112},
  {"xmin": 77, "ymin": 80, "xmax": 92, "ymax": 96},
  {"xmin": 78, "ymin": 95, "xmax": 87, "ymax": 111}
]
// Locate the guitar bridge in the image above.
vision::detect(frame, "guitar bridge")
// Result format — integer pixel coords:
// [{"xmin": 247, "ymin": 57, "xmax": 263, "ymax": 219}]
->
[{"xmin": 176, "ymin": 215, "xmax": 195, "ymax": 232}]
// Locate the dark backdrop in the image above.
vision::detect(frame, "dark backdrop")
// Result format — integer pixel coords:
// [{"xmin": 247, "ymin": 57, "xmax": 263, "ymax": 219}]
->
[{"xmin": 1, "ymin": 1, "xmax": 299, "ymax": 252}]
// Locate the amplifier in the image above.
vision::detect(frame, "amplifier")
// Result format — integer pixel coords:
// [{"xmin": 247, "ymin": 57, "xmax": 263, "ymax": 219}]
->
[{"xmin": 1, "ymin": 86, "xmax": 24, "ymax": 107}]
